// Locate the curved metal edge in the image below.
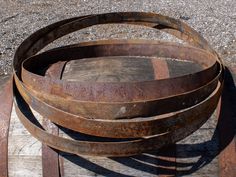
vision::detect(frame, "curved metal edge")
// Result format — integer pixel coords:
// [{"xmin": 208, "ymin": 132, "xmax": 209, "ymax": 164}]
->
[
  {"xmin": 14, "ymin": 69, "xmax": 221, "ymax": 138},
  {"xmin": 42, "ymin": 62, "xmax": 66, "ymax": 177},
  {"xmin": 21, "ymin": 41, "xmax": 219, "ymax": 103},
  {"xmin": 13, "ymin": 81, "xmax": 222, "ymax": 156}
]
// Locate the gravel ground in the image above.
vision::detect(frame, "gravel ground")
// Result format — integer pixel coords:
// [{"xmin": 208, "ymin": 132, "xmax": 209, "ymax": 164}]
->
[
  {"xmin": 0, "ymin": 0, "xmax": 236, "ymax": 76},
  {"xmin": 1, "ymin": 1, "xmax": 235, "ymax": 175}
]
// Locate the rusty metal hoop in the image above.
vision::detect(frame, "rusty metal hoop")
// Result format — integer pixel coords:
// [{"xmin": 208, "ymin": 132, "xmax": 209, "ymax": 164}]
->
[{"xmin": 12, "ymin": 12, "xmax": 224, "ymax": 156}]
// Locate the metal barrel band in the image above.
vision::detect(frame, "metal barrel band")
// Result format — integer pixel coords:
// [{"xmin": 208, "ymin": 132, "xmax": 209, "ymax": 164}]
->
[
  {"xmin": 14, "ymin": 82, "xmax": 222, "ymax": 157},
  {"xmin": 20, "ymin": 41, "xmax": 220, "ymax": 120},
  {"xmin": 21, "ymin": 41, "xmax": 218, "ymax": 102},
  {"xmin": 14, "ymin": 71, "xmax": 221, "ymax": 138},
  {"xmin": 14, "ymin": 42, "xmax": 222, "ymax": 138},
  {"xmin": 12, "ymin": 12, "xmax": 224, "ymax": 157},
  {"xmin": 15, "ymin": 13, "xmax": 223, "ymax": 103},
  {"xmin": 42, "ymin": 61, "xmax": 66, "ymax": 177},
  {"xmin": 13, "ymin": 12, "xmax": 221, "ymax": 68}
]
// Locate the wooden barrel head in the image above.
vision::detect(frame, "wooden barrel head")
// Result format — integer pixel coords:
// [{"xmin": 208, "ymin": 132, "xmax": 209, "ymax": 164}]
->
[
  {"xmin": 62, "ymin": 56, "xmax": 167, "ymax": 82},
  {"xmin": 62, "ymin": 56, "xmax": 201, "ymax": 82}
]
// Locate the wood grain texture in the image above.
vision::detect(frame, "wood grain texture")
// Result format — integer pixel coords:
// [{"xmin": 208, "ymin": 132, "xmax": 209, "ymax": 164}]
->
[
  {"xmin": 62, "ymin": 56, "xmax": 155, "ymax": 82},
  {"xmin": 8, "ymin": 106, "xmax": 42, "ymax": 177},
  {"xmin": 0, "ymin": 78, "xmax": 13, "ymax": 177}
]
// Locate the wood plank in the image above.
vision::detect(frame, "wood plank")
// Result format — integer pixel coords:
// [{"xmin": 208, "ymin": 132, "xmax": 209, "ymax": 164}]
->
[
  {"xmin": 0, "ymin": 78, "xmax": 13, "ymax": 177},
  {"xmin": 61, "ymin": 153, "xmax": 161, "ymax": 177},
  {"xmin": 176, "ymin": 126, "xmax": 219, "ymax": 176},
  {"xmin": 8, "ymin": 156, "xmax": 42, "ymax": 177},
  {"xmin": 8, "ymin": 106, "xmax": 42, "ymax": 177},
  {"xmin": 62, "ymin": 56, "xmax": 155, "ymax": 82},
  {"xmin": 218, "ymin": 67, "xmax": 236, "ymax": 177}
]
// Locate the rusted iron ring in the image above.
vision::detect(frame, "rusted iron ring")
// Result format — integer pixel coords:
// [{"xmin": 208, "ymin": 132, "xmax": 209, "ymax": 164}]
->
[{"xmin": 13, "ymin": 12, "xmax": 224, "ymax": 156}]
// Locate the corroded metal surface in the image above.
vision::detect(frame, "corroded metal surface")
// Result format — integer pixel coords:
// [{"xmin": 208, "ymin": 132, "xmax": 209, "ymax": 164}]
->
[
  {"xmin": 21, "ymin": 41, "xmax": 219, "ymax": 120},
  {"xmin": 11, "ymin": 12, "xmax": 224, "ymax": 158}
]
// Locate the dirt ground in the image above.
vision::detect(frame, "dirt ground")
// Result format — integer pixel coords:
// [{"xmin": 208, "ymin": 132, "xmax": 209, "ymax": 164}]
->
[{"xmin": 0, "ymin": 0, "xmax": 236, "ymax": 77}]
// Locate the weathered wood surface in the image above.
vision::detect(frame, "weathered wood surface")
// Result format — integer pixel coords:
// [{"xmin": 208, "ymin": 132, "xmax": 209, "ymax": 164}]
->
[{"xmin": 7, "ymin": 57, "xmax": 236, "ymax": 176}]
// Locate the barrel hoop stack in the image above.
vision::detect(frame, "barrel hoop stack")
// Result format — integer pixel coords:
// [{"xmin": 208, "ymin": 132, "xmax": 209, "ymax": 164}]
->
[{"xmin": 0, "ymin": 12, "xmax": 225, "ymax": 176}]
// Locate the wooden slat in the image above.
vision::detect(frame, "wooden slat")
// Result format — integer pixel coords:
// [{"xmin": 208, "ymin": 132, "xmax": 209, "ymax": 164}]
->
[
  {"xmin": 0, "ymin": 78, "xmax": 13, "ymax": 177},
  {"xmin": 62, "ymin": 56, "xmax": 155, "ymax": 82},
  {"xmin": 151, "ymin": 58, "xmax": 169, "ymax": 80},
  {"xmin": 8, "ymin": 106, "xmax": 42, "ymax": 177},
  {"xmin": 218, "ymin": 67, "xmax": 236, "ymax": 177},
  {"xmin": 9, "ymin": 156, "xmax": 42, "ymax": 177}
]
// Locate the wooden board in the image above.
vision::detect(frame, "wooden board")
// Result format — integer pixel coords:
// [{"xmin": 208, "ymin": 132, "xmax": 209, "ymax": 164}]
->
[{"xmin": 7, "ymin": 57, "xmax": 236, "ymax": 176}]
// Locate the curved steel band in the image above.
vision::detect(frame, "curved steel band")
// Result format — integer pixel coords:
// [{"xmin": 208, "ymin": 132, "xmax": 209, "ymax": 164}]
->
[
  {"xmin": 19, "ymin": 41, "xmax": 220, "ymax": 121},
  {"xmin": 13, "ymin": 12, "xmax": 224, "ymax": 156}
]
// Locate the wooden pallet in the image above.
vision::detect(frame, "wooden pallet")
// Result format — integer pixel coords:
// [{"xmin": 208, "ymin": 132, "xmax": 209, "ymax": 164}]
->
[{"xmin": 2, "ymin": 58, "xmax": 236, "ymax": 176}]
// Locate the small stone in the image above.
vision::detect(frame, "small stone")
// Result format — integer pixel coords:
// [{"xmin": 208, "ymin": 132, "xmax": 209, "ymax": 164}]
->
[{"xmin": 180, "ymin": 16, "xmax": 191, "ymax": 20}]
